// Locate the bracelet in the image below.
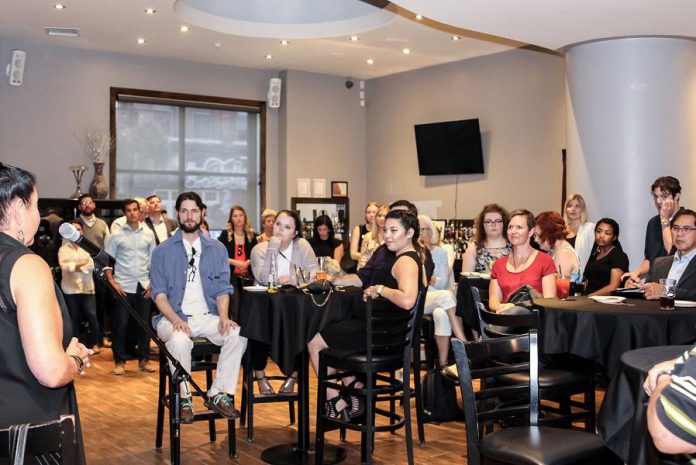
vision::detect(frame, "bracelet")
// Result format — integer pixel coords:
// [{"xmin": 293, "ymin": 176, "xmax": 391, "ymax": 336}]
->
[{"xmin": 70, "ymin": 355, "xmax": 85, "ymax": 374}]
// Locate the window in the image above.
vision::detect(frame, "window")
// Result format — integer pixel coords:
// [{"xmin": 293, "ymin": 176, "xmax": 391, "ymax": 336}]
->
[{"xmin": 110, "ymin": 88, "xmax": 266, "ymax": 231}]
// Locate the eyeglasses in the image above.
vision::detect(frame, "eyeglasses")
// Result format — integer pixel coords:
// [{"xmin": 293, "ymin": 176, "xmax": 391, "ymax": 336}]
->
[
  {"xmin": 671, "ymin": 225, "xmax": 696, "ymax": 233},
  {"xmin": 188, "ymin": 247, "xmax": 197, "ymax": 282},
  {"xmin": 80, "ymin": 200, "xmax": 93, "ymax": 206},
  {"xmin": 484, "ymin": 219, "xmax": 503, "ymax": 225}
]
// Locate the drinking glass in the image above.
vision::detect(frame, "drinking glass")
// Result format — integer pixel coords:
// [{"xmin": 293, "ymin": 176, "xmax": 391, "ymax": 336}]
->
[
  {"xmin": 555, "ymin": 274, "xmax": 571, "ymax": 300},
  {"xmin": 659, "ymin": 278, "xmax": 677, "ymax": 310},
  {"xmin": 316, "ymin": 256, "xmax": 329, "ymax": 280}
]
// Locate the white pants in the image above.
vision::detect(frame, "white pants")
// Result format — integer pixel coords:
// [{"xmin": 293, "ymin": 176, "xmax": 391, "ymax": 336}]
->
[
  {"xmin": 424, "ymin": 289, "xmax": 456, "ymax": 337},
  {"xmin": 156, "ymin": 314, "xmax": 248, "ymax": 398}
]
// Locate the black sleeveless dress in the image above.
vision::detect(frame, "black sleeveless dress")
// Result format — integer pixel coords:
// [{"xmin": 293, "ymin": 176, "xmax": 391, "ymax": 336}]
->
[
  {"xmin": 0, "ymin": 232, "xmax": 85, "ymax": 462},
  {"xmin": 320, "ymin": 250, "xmax": 423, "ymax": 359}
]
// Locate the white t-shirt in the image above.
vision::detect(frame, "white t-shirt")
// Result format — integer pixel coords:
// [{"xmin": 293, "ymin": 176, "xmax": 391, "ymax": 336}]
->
[
  {"xmin": 181, "ymin": 238, "xmax": 209, "ymax": 316},
  {"xmin": 277, "ymin": 245, "xmax": 293, "ymax": 279}
]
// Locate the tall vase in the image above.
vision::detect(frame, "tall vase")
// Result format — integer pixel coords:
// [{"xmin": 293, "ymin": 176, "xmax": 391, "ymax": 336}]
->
[{"xmin": 89, "ymin": 161, "xmax": 108, "ymax": 199}]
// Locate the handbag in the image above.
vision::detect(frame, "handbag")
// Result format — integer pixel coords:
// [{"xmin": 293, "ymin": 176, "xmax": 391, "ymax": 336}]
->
[
  {"xmin": 420, "ymin": 369, "xmax": 463, "ymax": 422},
  {"xmin": 506, "ymin": 284, "xmax": 542, "ymax": 309},
  {"xmin": 302, "ymin": 279, "xmax": 334, "ymax": 307}
]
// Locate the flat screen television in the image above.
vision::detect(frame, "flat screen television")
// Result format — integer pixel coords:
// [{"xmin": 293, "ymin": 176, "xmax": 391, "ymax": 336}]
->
[{"xmin": 414, "ymin": 118, "xmax": 484, "ymax": 175}]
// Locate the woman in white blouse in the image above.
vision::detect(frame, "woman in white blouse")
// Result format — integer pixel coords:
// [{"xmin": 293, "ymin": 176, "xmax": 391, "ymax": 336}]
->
[
  {"xmin": 564, "ymin": 194, "xmax": 595, "ymax": 270},
  {"xmin": 58, "ymin": 219, "xmax": 100, "ymax": 353}
]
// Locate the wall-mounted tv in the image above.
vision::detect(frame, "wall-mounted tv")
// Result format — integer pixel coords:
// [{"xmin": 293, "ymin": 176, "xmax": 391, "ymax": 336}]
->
[{"xmin": 414, "ymin": 118, "xmax": 484, "ymax": 175}]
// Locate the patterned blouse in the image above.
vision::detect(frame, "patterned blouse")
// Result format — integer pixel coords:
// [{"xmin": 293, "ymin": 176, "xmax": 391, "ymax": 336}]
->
[{"xmin": 475, "ymin": 244, "xmax": 512, "ymax": 273}]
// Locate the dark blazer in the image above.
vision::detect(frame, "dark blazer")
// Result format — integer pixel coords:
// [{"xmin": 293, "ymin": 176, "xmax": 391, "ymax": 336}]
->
[
  {"xmin": 145, "ymin": 216, "xmax": 178, "ymax": 245},
  {"xmin": 217, "ymin": 230, "xmax": 258, "ymax": 277},
  {"xmin": 648, "ymin": 254, "xmax": 696, "ymax": 301}
]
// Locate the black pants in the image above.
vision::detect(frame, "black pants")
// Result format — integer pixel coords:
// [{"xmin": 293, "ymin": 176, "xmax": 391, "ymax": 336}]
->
[
  {"xmin": 112, "ymin": 283, "xmax": 151, "ymax": 364},
  {"xmin": 64, "ymin": 293, "xmax": 99, "ymax": 347}
]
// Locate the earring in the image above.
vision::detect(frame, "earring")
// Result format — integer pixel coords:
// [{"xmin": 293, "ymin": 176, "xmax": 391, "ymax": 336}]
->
[{"xmin": 17, "ymin": 228, "xmax": 25, "ymax": 244}]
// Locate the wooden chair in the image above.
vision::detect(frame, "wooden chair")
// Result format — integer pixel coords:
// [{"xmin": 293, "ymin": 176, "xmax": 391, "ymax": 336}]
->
[
  {"xmin": 0, "ymin": 415, "xmax": 77, "ymax": 465},
  {"xmin": 315, "ymin": 291, "xmax": 424, "ymax": 465},
  {"xmin": 155, "ymin": 337, "xmax": 236, "ymax": 465},
  {"xmin": 452, "ymin": 335, "xmax": 621, "ymax": 465}
]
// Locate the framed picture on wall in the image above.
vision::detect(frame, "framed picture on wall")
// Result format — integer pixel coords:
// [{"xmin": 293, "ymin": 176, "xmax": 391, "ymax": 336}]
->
[
  {"xmin": 312, "ymin": 178, "xmax": 327, "ymax": 198},
  {"xmin": 331, "ymin": 181, "xmax": 348, "ymax": 198},
  {"xmin": 297, "ymin": 178, "xmax": 311, "ymax": 197}
]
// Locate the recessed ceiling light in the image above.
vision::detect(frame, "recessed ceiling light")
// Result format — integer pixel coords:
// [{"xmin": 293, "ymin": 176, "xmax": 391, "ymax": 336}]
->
[
  {"xmin": 180, "ymin": 25, "xmax": 189, "ymax": 32},
  {"xmin": 54, "ymin": 4, "xmax": 66, "ymax": 10},
  {"xmin": 137, "ymin": 38, "xmax": 146, "ymax": 45},
  {"xmin": 144, "ymin": 8, "xmax": 156, "ymax": 14},
  {"xmin": 415, "ymin": 14, "xmax": 422, "ymax": 20},
  {"xmin": 350, "ymin": 36, "xmax": 359, "ymax": 42},
  {"xmin": 265, "ymin": 54, "xmax": 273, "ymax": 59},
  {"xmin": 451, "ymin": 35, "xmax": 462, "ymax": 41},
  {"xmin": 280, "ymin": 40, "xmax": 289, "ymax": 46},
  {"xmin": 366, "ymin": 58, "xmax": 374, "ymax": 65},
  {"xmin": 402, "ymin": 48, "xmax": 411, "ymax": 55},
  {"xmin": 214, "ymin": 42, "xmax": 222, "ymax": 48}
]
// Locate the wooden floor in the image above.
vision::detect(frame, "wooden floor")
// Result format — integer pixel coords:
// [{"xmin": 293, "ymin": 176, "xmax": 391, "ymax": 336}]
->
[{"xmin": 76, "ymin": 348, "xmax": 472, "ymax": 465}]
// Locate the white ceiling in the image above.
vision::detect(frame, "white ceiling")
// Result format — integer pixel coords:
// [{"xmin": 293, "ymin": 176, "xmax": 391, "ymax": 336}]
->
[{"xmin": 0, "ymin": 0, "xmax": 522, "ymax": 80}]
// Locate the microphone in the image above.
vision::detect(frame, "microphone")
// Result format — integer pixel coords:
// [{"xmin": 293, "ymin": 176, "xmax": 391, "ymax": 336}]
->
[{"xmin": 59, "ymin": 222, "xmax": 115, "ymax": 267}]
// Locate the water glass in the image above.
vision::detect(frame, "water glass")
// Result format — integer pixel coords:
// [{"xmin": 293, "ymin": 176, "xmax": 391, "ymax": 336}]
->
[{"xmin": 659, "ymin": 278, "xmax": 677, "ymax": 310}]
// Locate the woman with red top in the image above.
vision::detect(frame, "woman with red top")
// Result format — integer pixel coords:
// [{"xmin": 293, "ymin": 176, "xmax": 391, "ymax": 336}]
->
[
  {"xmin": 218, "ymin": 205, "xmax": 258, "ymax": 281},
  {"xmin": 489, "ymin": 209, "xmax": 557, "ymax": 312}
]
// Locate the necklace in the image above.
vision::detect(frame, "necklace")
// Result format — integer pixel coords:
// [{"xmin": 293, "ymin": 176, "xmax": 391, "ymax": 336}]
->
[
  {"xmin": 510, "ymin": 247, "xmax": 533, "ymax": 270},
  {"xmin": 597, "ymin": 245, "xmax": 615, "ymax": 259}
]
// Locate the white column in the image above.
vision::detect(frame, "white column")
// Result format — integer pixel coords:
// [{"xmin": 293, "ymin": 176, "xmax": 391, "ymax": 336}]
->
[{"xmin": 565, "ymin": 37, "xmax": 696, "ymax": 267}]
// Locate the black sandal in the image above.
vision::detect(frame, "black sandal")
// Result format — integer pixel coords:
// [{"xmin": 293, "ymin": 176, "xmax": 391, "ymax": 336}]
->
[
  {"xmin": 325, "ymin": 396, "xmax": 350, "ymax": 422},
  {"xmin": 344, "ymin": 380, "xmax": 365, "ymax": 418}
]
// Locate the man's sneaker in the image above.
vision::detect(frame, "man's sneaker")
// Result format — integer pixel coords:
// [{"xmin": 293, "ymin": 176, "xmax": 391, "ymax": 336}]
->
[
  {"xmin": 139, "ymin": 360, "xmax": 156, "ymax": 373},
  {"xmin": 180, "ymin": 398, "xmax": 194, "ymax": 424},
  {"xmin": 205, "ymin": 393, "xmax": 240, "ymax": 419},
  {"xmin": 113, "ymin": 363, "xmax": 126, "ymax": 375}
]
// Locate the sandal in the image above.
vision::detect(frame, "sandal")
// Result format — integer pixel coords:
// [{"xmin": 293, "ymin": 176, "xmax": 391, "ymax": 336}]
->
[
  {"xmin": 344, "ymin": 380, "xmax": 365, "ymax": 418},
  {"xmin": 279, "ymin": 374, "xmax": 297, "ymax": 394},
  {"xmin": 255, "ymin": 376, "xmax": 275, "ymax": 395},
  {"xmin": 325, "ymin": 396, "xmax": 350, "ymax": 422}
]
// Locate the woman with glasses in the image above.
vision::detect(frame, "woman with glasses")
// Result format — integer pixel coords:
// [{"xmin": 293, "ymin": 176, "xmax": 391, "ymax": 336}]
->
[
  {"xmin": 564, "ymin": 194, "xmax": 595, "ymax": 270},
  {"xmin": 489, "ymin": 209, "xmax": 557, "ymax": 312},
  {"xmin": 218, "ymin": 206, "xmax": 258, "ymax": 282},
  {"xmin": 462, "ymin": 203, "xmax": 511, "ymax": 273},
  {"xmin": 583, "ymin": 218, "xmax": 629, "ymax": 296}
]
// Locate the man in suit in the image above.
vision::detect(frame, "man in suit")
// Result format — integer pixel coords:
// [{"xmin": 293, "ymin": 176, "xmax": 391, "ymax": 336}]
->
[
  {"xmin": 635, "ymin": 209, "xmax": 696, "ymax": 301},
  {"xmin": 145, "ymin": 195, "xmax": 178, "ymax": 245}
]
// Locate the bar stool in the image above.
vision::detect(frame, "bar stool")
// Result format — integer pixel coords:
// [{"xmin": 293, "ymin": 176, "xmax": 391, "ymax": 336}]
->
[{"xmin": 155, "ymin": 337, "xmax": 236, "ymax": 465}]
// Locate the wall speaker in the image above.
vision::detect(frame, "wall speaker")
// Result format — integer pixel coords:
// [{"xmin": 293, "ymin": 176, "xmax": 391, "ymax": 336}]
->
[
  {"xmin": 6, "ymin": 50, "xmax": 26, "ymax": 86},
  {"xmin": 268, "ymin": 77, "xmax": 282, "ymax": 108}
]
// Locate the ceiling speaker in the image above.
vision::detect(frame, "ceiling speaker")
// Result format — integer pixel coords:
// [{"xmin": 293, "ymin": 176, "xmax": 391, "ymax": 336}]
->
[
  {"xmin": 6, "ymin": 50, "xmax": 26, "ymax": 86},
  {"xmin": 268, "ymin": 77, "xmax": 282, "ymax": 109}
]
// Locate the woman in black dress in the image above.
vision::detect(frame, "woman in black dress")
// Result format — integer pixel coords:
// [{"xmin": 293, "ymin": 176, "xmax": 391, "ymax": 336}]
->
[
  {"xmin": 308, "ymin": 214, "xmax": 344, "ymax": 262},
  {"xmin": 583, "ymin": 218, "xmax": 629, "ymax": 295},
  {"xmin": 0, "ymin": 163, "xmax": 91, "ymax": 462},
  {"xmin": 308, "ymin": 210, "xmax": 425, "ymax": 419}
]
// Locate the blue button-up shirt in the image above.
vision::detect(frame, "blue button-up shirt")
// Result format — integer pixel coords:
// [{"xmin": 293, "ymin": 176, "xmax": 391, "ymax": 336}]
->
[
  {"xmin": 105, "ymin": 222, "xmax": 155, "ymax": 293},
  {"xmin": 150, "ymin": 229, "xmax": 233, "ymax": 328},
  {"xmin": 668, "ymin": 248, "xmax": 696, "ymax": 283}
]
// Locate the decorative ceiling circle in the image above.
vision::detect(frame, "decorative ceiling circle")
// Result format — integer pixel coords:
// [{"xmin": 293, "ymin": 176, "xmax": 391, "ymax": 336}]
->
[{"xmin": 174, "ymin": 0, "xmax": 397, "ymax": 39}]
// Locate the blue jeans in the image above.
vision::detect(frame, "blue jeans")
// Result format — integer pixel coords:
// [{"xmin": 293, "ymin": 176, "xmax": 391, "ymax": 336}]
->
[{"xmin": 112, "ymin": 283, "xmax": 151, "ymax": 364}]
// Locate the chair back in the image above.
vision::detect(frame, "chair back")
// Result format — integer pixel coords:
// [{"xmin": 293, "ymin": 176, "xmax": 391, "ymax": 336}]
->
[
  {"xmin": 451, "ymin": 334, "xmax": 540, "ymax": 465},
  {"xmin": 477, "ymin": 303, "xmax": 539, "ymax": 339},
  {"xmin": 0, "ymin": 415, "xmax": 77, "ymax": 465}
]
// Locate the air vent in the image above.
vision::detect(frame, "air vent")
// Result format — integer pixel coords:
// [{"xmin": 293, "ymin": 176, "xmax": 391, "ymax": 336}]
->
[{"xmin": 45, "ymin": 27, "xmax": 80, "ymax": 37}]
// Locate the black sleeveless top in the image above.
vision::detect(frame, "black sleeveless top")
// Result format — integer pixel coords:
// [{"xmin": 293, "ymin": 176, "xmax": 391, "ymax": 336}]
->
[
  {"xmin": 356, "ymin": 224, "xmax": 369, "ymax": 251},
  {"xmin": 0, "ymin": 232, "xmax": 74, "ymax": 427}
]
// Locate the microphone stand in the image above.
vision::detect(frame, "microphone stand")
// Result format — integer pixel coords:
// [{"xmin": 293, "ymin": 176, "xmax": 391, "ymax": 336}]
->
[{"xmin": 91, "ymin": 257, "xmax": 210, "ymax": 433}]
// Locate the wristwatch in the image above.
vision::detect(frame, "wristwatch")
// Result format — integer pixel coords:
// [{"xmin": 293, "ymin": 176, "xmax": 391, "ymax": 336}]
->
[
  {"xmin": 661, "ymin": 218, "xmax": 670, "ymax": 228},
  {"xmin": 376, "ymin": 285, "xmax": 385, "ymax": 297}
]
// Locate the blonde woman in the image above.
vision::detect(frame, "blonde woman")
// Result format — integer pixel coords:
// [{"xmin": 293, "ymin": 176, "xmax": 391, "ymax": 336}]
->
[
  {"xmin": 350, "ymin": 202, "xmax": 379, "ymax": 261},
  {"xmin": 256, "ymin": 208, "xmax": 277, "ymax": 243},
  {"xmin": 564, "ymin": 194, "xmax": 595, "ymax": 270},
  {"xmin": 357, "ymin": 204, "xmax": 388, "ymax": 270}
]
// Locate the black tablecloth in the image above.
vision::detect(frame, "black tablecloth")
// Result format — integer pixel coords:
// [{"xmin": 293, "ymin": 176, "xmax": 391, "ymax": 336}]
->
[
  {"xmin": 599, "ymin": 345, "xmax": 692, "ymax": 465},
  {"xmin": 537, "ymin": 297, "xmax": 696, "ymax": 377},
  {"xmin": 239, "ymin": 287, "xmax": 363, "ymax": 374}
]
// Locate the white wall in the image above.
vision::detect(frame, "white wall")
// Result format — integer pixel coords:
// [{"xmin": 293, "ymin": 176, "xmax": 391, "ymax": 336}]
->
[{"xmin": 365, "ymin": 48, "xmax": 566, "ymax": 220}]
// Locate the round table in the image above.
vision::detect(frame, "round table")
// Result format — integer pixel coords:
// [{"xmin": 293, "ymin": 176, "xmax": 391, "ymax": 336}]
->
[
  {"xmin": 536, "ymin": 296, "xmax": 696, "ymax": 377},
  {"xmin": 599, "ymin": 345, "xmax": 692, "ymax": 465},
  {"xmin": 238, "ymin": 286, "xmax": 363, "ymax": 465}
]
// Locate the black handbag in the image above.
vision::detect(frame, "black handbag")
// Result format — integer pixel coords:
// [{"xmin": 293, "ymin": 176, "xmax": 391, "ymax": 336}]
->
[
  {"xmin": 302, "ymin": 279, "xmax": 334, "ymax": 307},
  {"xmin": 420, "ymin": 369, "xmax": 463, "ymax": 422},
  {"xmin": 507, "ymin": 284, "xmax": 542, "ymax": 309}
]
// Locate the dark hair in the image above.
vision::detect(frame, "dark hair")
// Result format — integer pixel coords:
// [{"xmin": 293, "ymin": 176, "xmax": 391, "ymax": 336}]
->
[
  {"xmin": 77, "ymin": 193, "xmax": 93, "ymax": 204},
  {"xmin": 385, "ymin": 210, "xmax": 424, "ymax": 260},
  {"xmin": 474, "ymin": 203, "xmax": 509, "ymax": 246},
  {"xmin": 388, "ymin": 199, "xmax": 418, "ymax": 217},
  {"xmin": 508, "ymin": 209, "xmax": 535, "ymax": 230},
  {"xmin": 276, "ymin": 209, "xmax": 302, "ymax": 239},
  {"xmin": 146, "ymin": 194, "xmax": 160, "ymax": 202},
  {"xmin": 175, "ymin": 191, "xmax": 205, "ymax": 211},
  {"xmin": 651, "ymin": 176, "xmax": 681, "ymax": 197},
  {"xmin": 0, "ymin": 163, "xmax": 36, "ymax": 228},
  {"xmin": 313, "ymin": 214, "xmax": 334, "ymax": 239},
  {"xmin": 672, "ymin": 209, "xmax": 696, "ymax": 227},
  {"xmin": 591, "ymin": 218, "xmax": 623, "ymax": 256},
  {"xmin": 69, "ymin": 218, "xmax": 82, "ymax": 228},
  {"xmin": 122, "ymin": 198, "xmax": 138, "ymax": 211},
  {"xmin": 534, "ymin": 211, "xmax": 566, "ymax": 245}
]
